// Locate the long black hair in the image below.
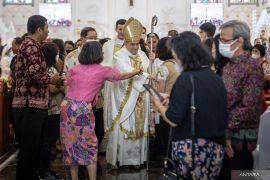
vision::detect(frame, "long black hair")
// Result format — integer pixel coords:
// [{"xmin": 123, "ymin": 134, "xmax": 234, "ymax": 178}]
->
[
  {"xmin": 52, "ymin": 38, "xmax": 65, "ymax": 61},
  {"xmin": 139, "ymin": 38, "xmax": 149, "ymax": 57},
  {"xmin": 41, "ymin": 42, "xmax": 59, "ymax": 68}
]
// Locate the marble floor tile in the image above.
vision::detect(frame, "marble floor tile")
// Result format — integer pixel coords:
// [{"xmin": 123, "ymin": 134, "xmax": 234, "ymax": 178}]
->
[{"xmin": 0, "ymin": 152, "xmax": 164, "ymax": 180}]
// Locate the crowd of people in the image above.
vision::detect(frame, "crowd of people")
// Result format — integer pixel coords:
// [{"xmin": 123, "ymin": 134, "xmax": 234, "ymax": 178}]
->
[{"xmin": 0, "ymin": 14, "xmax": 269, "ymax": 180}]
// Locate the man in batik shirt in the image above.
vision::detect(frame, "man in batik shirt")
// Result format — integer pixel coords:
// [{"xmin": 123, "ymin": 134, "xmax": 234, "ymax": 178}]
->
[{"xmin": 219, "ymin": 20, "xmax": 264, "ymax": 180}]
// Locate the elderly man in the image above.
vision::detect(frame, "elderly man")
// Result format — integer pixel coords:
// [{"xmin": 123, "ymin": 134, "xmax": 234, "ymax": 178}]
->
[
  {"xmin": 219, "ymin": 20, "xmax": 264, "ymax": 179},
  {"xmin": 105, "ymin": 17, "xmax": 154, "ymax": 169}
]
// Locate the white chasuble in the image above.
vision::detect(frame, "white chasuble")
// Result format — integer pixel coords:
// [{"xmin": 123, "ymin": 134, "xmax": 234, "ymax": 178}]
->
[
  {"xmin": 105, "ymin": 47, "xmax": 154, "ymax": 166},
  {"xmin": 102, "ymin": 39, "xmax": 124, "ymax": 147}
]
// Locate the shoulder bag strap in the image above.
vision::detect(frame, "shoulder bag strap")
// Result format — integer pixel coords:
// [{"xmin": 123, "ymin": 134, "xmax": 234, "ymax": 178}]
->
[
  {"xmin": 163, "ymin": 73, "xmax": 196, "ymax": 179},
  {"xmin": 166, "ymin": 74, "xmax": 196, "ymax": 155},
  {"xmin": 189, "ymin": 73, "xmax": 196, "ymax": 171}
]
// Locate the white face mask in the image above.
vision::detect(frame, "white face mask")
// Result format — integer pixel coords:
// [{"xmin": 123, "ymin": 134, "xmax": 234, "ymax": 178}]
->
[
  {"xmin": 219, "ymin": 39, "xmax": 239, "ymax": 58},
  {"xmin": 55, "ymin": 54, "xmax": 59, "ymax": 61},
  {"xmin": 251, "ymin": 54, "xmax": 260, "ymax": 59}
]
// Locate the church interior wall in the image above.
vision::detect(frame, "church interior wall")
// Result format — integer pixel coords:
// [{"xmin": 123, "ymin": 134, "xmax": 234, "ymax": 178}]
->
[{"xmin": 0, "ymin": 0, "xmax": 269, "ymax": 44}]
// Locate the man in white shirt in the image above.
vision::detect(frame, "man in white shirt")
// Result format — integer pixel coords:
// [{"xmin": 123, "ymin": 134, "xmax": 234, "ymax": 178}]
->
[{"xmin": 64, "ymin": 27, "xmax": 97, "ymax": 73}]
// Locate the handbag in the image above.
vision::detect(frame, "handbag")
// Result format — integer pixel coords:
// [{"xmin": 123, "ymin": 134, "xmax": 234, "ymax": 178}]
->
[{"xmin": 159, "ymin": 74, "xmax": 196, "ymax": 180}]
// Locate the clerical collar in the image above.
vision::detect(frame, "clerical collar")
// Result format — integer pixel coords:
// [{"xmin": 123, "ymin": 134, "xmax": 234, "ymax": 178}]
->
[
  {"xmin": 123, "ymin": 47, "xmax": 137, "ymax": 57},
  {"xmin": 130, "ymin": 54, "xmax": 139, "ymax": 59}
]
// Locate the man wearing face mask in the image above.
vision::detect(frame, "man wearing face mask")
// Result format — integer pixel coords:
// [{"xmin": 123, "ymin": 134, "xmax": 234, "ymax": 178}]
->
[{"xmin": 219, "ymin": 20, "xmax": 264, "ymax": 180}]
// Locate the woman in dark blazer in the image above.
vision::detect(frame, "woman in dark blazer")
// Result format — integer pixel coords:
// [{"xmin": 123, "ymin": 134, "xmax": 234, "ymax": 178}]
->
[{"xmin": 151, "ymin": 31, "xmax": 228, "ymax": 180}]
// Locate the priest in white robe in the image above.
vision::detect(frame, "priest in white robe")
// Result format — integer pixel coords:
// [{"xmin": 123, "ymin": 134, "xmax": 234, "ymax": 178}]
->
[
  {"xmin": 102, "ymin": 19, "xmax": 126, "ymax": 66},
  {"xmin": 105, "ymin": 17, "xmax": 154, "ymax": 168},
  {"xmin": 102, "ymin": 19, "xmax": 126, "ymax": 139}
]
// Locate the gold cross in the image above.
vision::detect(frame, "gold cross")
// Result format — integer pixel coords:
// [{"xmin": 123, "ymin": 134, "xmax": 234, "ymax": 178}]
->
[{"xmin": 130, "ymin": 55, "xmax": 142, "ymax": 69}]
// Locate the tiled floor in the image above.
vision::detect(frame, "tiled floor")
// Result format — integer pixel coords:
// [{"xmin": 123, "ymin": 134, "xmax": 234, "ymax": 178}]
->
[{"xmin": 0, "ymin": 152, "xmax": 163, "ymax": 180}]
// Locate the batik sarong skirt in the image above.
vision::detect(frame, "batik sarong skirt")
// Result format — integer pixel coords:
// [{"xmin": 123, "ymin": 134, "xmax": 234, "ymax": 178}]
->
[
  {"xmin": 172, "ymin": 138, "xmax": 224, "ymax": 180},
  {"xmin": 60, "ymin": 97, "xmax": 97, "ymax": 165}
]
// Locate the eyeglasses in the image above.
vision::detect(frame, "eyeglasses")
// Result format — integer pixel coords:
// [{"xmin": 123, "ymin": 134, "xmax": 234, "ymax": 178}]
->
[{"xmin": 219, "ymin": 38, "xmax": 237, "ymax": 44}]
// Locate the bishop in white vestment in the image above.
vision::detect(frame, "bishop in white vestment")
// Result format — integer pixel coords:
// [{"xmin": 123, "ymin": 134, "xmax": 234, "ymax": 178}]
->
[{"xmin": 105, "ymin": 17, "xmax": 154, "ymax": 167}]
